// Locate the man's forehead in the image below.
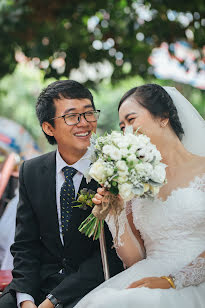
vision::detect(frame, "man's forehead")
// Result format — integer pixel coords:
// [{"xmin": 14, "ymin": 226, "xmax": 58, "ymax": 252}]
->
[
  {"xmin": 54, "ymin": 98, "xmax": 93, "ymax": 115},
  {"xmin": 54, "ymin": 97, "xmax": 92, "ymax": 107}
]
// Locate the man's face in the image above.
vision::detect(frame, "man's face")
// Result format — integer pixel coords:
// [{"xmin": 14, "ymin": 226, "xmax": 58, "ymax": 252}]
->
[{"xmin": 44, "ymin": 97, "xmax": 97, "ymax": 160}]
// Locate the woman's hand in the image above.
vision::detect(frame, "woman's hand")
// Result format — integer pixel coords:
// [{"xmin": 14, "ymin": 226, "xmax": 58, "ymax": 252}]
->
[
  {"xmin": 127, "ymin": 277, "xmax": 172, "ymax": 289},
  {"xmin": 92, "ymin": 187, "xmax": 106, "ymax": 205}
]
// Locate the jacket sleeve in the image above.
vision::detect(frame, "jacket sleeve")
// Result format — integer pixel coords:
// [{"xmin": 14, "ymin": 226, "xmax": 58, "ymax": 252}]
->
[{"xmin": 9, "ymin": 161, "xmax": 41, "ymax": 299}]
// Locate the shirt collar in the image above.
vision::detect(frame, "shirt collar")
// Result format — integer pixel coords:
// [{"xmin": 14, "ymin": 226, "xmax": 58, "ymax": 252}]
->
[{"xmin": 56, "ymin": 148, "xmax": 91, "ymax": 176}]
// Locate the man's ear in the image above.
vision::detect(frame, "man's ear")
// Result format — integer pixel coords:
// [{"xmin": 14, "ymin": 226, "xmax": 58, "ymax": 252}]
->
[{"xmin": 42, "ymin": 122, "xmax": 55, "ymax": 136}]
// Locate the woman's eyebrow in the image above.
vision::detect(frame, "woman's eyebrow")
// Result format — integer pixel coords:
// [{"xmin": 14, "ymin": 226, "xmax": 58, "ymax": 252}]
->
[
  {"xmin": 125, "ymin": 112, "xmax": 137, "ymax": 120},
  {"xmin": 119, "ymin": 112, "xmax": 137, "ymax": 126}
]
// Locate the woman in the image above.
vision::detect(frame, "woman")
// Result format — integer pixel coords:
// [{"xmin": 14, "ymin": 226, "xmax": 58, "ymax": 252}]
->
[{"xmin": 75, "ymin": 84, "xmax": 205, "ymax": 308}]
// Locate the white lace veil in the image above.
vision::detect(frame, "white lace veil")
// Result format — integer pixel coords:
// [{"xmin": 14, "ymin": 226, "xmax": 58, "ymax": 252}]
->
[{"xmin": 163, "ymin": 87, "xmax": 205, "ymax": 157}]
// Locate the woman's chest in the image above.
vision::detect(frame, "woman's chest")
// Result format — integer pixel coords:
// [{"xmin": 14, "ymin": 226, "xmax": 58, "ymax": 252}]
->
[{"xmin": 132, "ymin": 188, "xmax": 205, "ymax": 236}]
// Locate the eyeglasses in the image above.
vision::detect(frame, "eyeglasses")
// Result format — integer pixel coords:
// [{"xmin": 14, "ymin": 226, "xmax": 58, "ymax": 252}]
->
[{"xmin": 49, "ymin": 110, "xmax": 100, "ymax": 126}]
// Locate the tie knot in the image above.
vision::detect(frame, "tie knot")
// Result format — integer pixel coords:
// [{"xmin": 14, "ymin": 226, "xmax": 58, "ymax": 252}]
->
[{"xmin": 62, "ymin": 166, "xmax": 77, "ymax": 179}]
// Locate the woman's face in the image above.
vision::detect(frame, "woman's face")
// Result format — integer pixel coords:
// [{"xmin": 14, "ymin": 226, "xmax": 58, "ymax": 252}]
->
[{"xmin": 119, "ymin": 97, "xmax": 163, "ymax": 144}]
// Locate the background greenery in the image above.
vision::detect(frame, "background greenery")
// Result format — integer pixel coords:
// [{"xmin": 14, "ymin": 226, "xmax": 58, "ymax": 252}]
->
[
  {"xmin": 0, "ymin": 63, "xmax": 204, "ymax": 152},
  {"xmin": 0, "ymin": 0, "xmax": 204, "ymax": 152}
]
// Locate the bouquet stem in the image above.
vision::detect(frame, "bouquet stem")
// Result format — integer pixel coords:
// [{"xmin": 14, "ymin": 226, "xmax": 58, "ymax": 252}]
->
[
  {"xmin": 78, "ymin": 213, "xmax": 102, "ymax": 240},
  {"xmin": 99, "ymin": 220, "xmax": 110, "ymax": 281}
]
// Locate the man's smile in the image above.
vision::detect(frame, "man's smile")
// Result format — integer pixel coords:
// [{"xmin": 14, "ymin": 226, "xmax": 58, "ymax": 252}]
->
[{"xmin": 73, "ymin": 131, "xmax": 91, "ymax": 138}]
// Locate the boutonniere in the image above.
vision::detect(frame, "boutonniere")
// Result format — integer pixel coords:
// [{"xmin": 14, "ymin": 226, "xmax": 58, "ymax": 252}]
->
[{"xmin": 73, "ymin": 188, "xmax": 96, "ymax": 210}]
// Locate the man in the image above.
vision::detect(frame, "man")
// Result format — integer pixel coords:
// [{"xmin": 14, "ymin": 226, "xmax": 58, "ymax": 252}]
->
[{"xmin": 0, "ymin": 80, "xmax": 123, "ymax": 308}]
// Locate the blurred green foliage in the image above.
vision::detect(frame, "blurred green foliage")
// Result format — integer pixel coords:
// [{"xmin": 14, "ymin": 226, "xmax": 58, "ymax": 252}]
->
[
  {"xmin": 0, "ymin": 63, "xmax": 204, "ymax": 152},
  {"xmin": 0, "ymin": 0, "xmax": 204, "ymax": 85}
]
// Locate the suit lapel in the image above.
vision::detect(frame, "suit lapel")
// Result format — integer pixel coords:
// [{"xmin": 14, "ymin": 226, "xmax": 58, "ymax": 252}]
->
[{"xmin": 42, "ymin": 151, "xmax": 64, "ymax": 254}]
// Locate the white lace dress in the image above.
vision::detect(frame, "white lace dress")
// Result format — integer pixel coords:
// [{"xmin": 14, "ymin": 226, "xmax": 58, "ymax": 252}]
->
[{"xmin": 75, "ymin": 175, "xmax": 205, "ymax": 308}]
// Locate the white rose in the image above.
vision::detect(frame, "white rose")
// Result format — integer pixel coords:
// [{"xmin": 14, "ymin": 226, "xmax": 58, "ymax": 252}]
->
[
  {"xmin": 151, "ymin": 164, "xmax": 166, "ymax": 183},
  {"xmin": 117, "ymin": 140, "xmax": 130, "ymax": 148},
  {"xmin": 137, "ymin": 134, "xmax": 150, "ymax": 144},
  {"xmin": 134, "ymin": 162, "xmax": 153, "ymax": 180},
  {"xmin": 102, "ymin": 144, "xmax": 122, "ymax": 161},
  {"xmin": 117, "ymin": 174, "xmax": 128, "ymax": 184},
  {"xmin": 111, "ymin": 131, "xmax": 121, "ymax": 139},
  {"xmin": 102, "ymin": 145, "xmax": 113, "ymax": 155},
  {"xmin": 154, "ymin": 150, "xmax": 162, "ymax": 163},
  {"xmin": 112, "ymin": 137, "xmax": 122, "ymax": 147},
  {"xmin": 106, "ymin": 167, "xmax": 114, "ymax": 177},
  {"xmin": 142, "ymin": 151, "xmax": 154, "ymax": 162},
  {"xmin": 89, "ymin": 160, "xmax": 107, "ymax": 183},
  {"xmin": 118, "ymin": 183, "xmax": 135, "ymax": 201},
  {"xmin": 127, "ymin": 153, "xmax": 138, "ymax": 163},
  {"xmin": 109, "ymin": 147, "xmax": 122, "ymax": 161},
  {"xmin": 143, "ymin": 162, "xmax": 153, "ymax": 175},
  {"xmin": 128, "ymin": 145, "xmax": 138, "ymax": 154},
  {"xmin": 126, "ymin": 134, "xmax": 138, "ymax": 145},
  {"xmin": 121, "ymin": 148, "xmax": 129, "ymax": 157},
  {"xmin": 116, "ymin": 160, "xmax": 128, "ymax": 172}
]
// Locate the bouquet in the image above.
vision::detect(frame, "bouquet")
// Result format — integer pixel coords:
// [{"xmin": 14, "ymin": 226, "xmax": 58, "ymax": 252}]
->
[{"xmin": 78, "ymin": 126, "xmax": 167, "ymax": 240}]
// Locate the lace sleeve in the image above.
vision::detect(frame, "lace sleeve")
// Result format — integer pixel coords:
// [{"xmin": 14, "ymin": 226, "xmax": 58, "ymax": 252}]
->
[
  {"xmin": 171, "ymin": 251, "xmax": 205, "ymax": 289},
  {"xmin": 105, "ymin": 202, "xmax": 145, "ymax": 268}
]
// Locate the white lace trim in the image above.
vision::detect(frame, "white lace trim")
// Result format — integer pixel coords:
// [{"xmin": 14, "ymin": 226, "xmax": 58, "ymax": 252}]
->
[
  {"xmin": 158, "ymin": 173, "xmax": 205, "ymax": 203},
  {"xmin": 105, "ymin": 200, "xmax": 133, "ymax": 246},
  {"xmin": 105, "ymin": 208, "xmax": 127, "ymax": 247},
  {"xmin": 189, "ymin": 174, "xmax": 205, "ymax": 192},
  {"xmin": 172, "ymin": 257, "xmax": 205, "ymax": 289}
]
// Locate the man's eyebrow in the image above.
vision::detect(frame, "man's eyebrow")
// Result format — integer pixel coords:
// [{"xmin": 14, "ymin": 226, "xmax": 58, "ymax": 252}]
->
[
  {"xmin": 63, "ymin": 108, "xmax": 76, "ymax": 115},
  {"xmin": 63, "ymin": 104, "xmax": 94, "ymax": 115},
  {"xmin": 84, "ymin": 104, "xmax": 94, "ymax": 109}
]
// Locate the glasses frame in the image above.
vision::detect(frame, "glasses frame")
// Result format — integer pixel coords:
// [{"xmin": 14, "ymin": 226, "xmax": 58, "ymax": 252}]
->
[{"xmin": 49, "ymin": 110, "xmax": 100, "ymax": 126}]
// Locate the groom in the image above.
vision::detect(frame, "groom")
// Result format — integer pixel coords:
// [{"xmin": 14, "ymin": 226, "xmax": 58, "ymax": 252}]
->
[{"xmin": 0, "ymin": 80, "xmax": 123, "ymax": 308}]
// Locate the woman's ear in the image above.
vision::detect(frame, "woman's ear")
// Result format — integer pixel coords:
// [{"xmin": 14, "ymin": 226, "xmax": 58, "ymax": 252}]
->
[
  {"xmin": 160, "ymin": 118, "xmax": 169, "ymax": 127},
  {"xmin": 42, "ymin": 122, "xmax": 55, "ymax": 136}
]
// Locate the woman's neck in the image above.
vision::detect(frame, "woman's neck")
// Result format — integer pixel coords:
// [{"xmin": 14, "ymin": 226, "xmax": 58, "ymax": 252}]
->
[{"xmin": 156, "ymin": 136, "xmax": 194, "ymax": 171}]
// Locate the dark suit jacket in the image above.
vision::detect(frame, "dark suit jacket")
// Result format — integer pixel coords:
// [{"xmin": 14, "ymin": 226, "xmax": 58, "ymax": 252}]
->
[{"xmin": 5, "ymin": 151, "xmax": 123, "ymax": 306}]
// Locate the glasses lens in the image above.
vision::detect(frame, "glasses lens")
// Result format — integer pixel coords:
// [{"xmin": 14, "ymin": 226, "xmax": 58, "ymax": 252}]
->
[
  {"xmin": 85, "ymin": 111, "xmax": 99, "ymax": 122},
  {"xmin": 64, "ymin": 114, "xmax": 79, "ymax": 125},
  {"xmin": 64, "ymin": 111, "xmax": 100, "ymax": 125}
]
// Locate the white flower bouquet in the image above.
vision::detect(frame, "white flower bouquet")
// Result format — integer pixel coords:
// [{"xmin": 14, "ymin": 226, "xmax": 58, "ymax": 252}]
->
[{"xmin": 78, "ymin": 127, "xmax": 167, "ymax": 240}]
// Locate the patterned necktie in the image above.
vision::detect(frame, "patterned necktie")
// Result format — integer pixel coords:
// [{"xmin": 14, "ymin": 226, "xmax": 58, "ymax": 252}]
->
[{"xmin": 60, "ymin": 166, "xmax": 77, "ymax": 236}]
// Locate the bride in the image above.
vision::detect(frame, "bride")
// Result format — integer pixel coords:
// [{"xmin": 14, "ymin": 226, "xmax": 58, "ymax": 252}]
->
[{"xmin": 75, "ymin": 84, "xmax": 205, "ymax": 308}]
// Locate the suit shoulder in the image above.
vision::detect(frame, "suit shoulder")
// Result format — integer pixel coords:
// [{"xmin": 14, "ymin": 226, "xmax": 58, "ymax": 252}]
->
[{"xmin": 23, "ymin": 151, "xmax": 56, "ymax": 169}]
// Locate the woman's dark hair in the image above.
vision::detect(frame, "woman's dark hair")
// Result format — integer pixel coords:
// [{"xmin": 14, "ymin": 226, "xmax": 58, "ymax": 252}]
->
[
  {"xmin": 36, "ymin": 80, "xmax": 95, "ymax": 145},
  {"xmin": 118, "ymin": 83, "xmax": 184, "ymax": 140}
]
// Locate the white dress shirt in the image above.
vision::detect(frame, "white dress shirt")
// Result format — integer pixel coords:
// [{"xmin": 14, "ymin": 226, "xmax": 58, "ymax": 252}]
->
[{"xmin": 17, "ymin": 149, "xmax": 91, "ymax": 307}]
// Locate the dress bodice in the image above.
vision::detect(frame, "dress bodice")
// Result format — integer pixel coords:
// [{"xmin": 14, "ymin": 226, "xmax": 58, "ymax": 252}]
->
[
  {"xmin": 132, "ymin": 174, "xmax": 205, "ymax": 266},
  {"xmin": 76, "ymin": 175, "xmax": 205, "ymax": 308}
]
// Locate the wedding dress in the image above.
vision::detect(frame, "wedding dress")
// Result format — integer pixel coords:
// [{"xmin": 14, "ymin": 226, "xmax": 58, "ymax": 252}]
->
[
  {"xmin": 75, "ymin": 173, "xmax": 205, "ymax": 307},
  {"xmin": 75, "ymin": 86, "xmax": 205, "ymax": 307}
]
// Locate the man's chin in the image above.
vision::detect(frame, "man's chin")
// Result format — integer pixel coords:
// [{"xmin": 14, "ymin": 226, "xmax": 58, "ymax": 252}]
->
[{"xmin": 75, "ymin": 144, "xmax": 90, "ymax": 155}]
